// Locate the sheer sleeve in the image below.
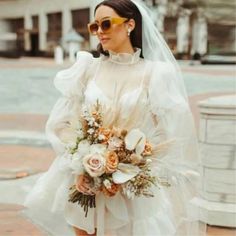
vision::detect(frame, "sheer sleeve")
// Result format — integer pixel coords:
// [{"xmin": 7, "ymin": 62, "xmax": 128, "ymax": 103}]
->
[
  {"xmin": 45, "ymin": 51, "xmax": 93, "ymax": 156},
  {"xmin": 148, "ymin": 61, "xmax": 200, "ymax": 171}
]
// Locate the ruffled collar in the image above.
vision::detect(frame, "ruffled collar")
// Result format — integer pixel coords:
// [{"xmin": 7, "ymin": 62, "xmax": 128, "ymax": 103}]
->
[{"xmin": 107, "ymin": 48, "xmax": 141, "ymax": 65}]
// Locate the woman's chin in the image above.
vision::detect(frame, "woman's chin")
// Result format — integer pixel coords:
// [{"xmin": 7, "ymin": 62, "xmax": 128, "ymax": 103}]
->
[
  {"xmin": 101, "ymin": 42, "xmax": 113, "ymax": 51},
  {"xmin": 101, "ymin": 45, "xmax": 109, "ymax": 51}
]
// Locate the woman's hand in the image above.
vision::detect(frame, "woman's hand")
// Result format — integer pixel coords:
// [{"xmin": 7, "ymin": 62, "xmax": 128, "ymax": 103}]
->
[{"xmin": 75, "ymin": 175, "xmax": 96, "ymax": 195}]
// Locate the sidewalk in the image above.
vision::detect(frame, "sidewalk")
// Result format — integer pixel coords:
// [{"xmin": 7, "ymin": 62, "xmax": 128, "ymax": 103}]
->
[{"xmin": 0, "ymin": 204, "xmax": 47, "ymax": 236}]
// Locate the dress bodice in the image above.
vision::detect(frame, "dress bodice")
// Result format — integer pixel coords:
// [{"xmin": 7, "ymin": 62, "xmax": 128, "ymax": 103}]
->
[
  {"xmin": 84, "ymin": 79, "xmax": 144, "ymax": 107},
  {"xmin": 83, "ymin": 48, "xmax": 151, "ymax": 129}
]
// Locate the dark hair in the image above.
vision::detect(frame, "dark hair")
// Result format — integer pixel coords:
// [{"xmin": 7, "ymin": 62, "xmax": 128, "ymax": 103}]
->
[{"xmin": 94, "ymin": 0, "xmax": 143, "ymax": 58}]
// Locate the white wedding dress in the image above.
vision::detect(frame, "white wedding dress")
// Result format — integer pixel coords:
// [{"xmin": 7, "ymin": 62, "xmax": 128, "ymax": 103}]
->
[{"xmin": 24, "ymin": 49, "xmax": 205, "ymax": 236}]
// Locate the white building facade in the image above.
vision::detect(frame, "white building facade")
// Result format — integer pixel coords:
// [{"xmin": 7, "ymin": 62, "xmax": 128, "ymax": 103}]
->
[
  {"xmin": 0, "ymin": 0, "xmax": 99, "ymax": 57},
  {"xmin": 0, "ymin": 0, "xmax": 235, "ymax": 58}
]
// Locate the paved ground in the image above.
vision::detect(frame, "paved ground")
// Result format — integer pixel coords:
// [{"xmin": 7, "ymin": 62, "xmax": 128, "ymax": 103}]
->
[{"xmin": 0, "ymin": 56, "xmax": 235, "ymax": 236}]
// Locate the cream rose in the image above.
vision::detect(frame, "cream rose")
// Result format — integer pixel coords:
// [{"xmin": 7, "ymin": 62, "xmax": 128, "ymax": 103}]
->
[{"xmin": 82, "ymin": 153, "xmax": 106, "ymax": 177}]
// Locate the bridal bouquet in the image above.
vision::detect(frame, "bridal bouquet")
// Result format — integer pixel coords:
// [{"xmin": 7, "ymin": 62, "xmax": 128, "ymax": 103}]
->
[{"xmin": 65, "ymin": 101, "xmax": 167, "ymax": 216}]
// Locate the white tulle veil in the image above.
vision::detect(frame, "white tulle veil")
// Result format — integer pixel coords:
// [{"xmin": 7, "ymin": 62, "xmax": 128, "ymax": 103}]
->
[{"xmin": 130, "ymin": 0, "xmax": 206, "ymax": 235}]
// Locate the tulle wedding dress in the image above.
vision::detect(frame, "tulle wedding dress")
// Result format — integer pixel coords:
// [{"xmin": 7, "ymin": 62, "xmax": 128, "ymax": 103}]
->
[{"xmin": 24, "ymin": 49, "xmax": 205, "ymax": 236}]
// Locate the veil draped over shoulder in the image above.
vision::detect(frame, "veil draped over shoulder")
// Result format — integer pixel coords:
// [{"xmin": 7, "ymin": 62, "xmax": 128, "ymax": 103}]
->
[{"xmin": 131, "ymin": 0, "xmax": 206, "ymax": 235}]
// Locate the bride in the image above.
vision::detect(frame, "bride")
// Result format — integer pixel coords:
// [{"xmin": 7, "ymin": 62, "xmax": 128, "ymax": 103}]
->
[{"xmin": 24, "ymin": 0, "xmax": 206, "ymax": 235}]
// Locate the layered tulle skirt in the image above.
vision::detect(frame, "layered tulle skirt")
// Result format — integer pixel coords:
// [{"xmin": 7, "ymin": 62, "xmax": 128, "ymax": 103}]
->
[{"xmin": 24, "ymin": 153, "xmax": 205, "ymax": 236}]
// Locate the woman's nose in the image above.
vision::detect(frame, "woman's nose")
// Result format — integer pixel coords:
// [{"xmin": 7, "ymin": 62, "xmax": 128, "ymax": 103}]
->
[{"xmin": 97, "ymin": 26, "xmax": 104, "ymax": 35}]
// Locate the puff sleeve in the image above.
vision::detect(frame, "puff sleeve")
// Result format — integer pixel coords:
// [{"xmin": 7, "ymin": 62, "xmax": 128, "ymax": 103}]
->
[{"xmin": 45, "ymin": 51, "xmax": 93, "ymax": 156}]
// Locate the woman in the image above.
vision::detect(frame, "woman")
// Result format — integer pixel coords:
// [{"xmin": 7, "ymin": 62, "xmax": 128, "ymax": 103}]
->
[{"xmin": 25, "ymin": 0, "xmax": 206, "ymax": 235}]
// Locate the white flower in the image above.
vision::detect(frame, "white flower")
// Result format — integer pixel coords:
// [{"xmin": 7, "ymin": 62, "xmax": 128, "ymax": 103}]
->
[
  {"xmin": 88, "ymin": 117, "xmax": 95, "ymax": 126},
  {"xmin": 98, "ymin": 134, "xmax": 105, "ymax": 141},
  {"xmin": 82, "ymin": 153, "xmax": 106, "ymax": 177},
  {"xmin": 77, "ymin": 140, "xmax": 90, "ymax": 157},
  {"xmin": 112, "ymin": 163, "xmax": 140, "ymax": 184},
  {"xmin": 68, "ymin": 140, "xmax": 90, "ymax": 173},
  {"xmin": 103, "ymin": 179, "xmax": 112, "ymax": 189},
  {"xmin": 94, "ymin": 122, "xmax": 99, "ymax": 127},
  {"xmin": 87, "ymin": 128, "xmax": 95, "ymax": 134},
  {"xmin": 108, "ymin": 136, "xmax": 123, "ymax": 150},
  {"xmin": 90, "ymin": 144, "xmax": 106, "ymax": 154},
  {"xmin": 124, "ymin": 129, "xmax": 146, "ymax": 155}
]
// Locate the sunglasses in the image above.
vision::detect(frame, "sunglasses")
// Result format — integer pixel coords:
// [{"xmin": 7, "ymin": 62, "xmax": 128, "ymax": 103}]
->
[{"xmin": 87, "ymin": 17, "xmax": 128, "ymax": 35}]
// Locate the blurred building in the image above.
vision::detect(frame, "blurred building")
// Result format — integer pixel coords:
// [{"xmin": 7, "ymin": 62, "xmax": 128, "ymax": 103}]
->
[
  {"xmin": 0, "ymin": 0, "xmax": 96, "ymax": 57},
  {"xmin": 144, "ymin": 0, "xmax": 236, "ymax": 59},
  {"xmin": 0, "ymin": 0, "xmax": 235, "ymax": 58}
]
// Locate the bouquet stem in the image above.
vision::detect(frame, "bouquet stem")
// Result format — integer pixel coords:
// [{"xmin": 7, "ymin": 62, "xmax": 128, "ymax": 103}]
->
[{"xmin": 69, "ymin": 185, "xmax": 96, "ymax": 217}]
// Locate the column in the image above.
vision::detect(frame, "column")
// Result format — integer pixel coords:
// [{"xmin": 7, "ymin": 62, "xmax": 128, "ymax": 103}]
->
[
  {"xmin": 39, "ymin": 9, "xmax": 47, "ymax": 51},
  {"xmin": 62, "ymin": 5, "xmax": 72, "ymax": 39},
  {"xmin": 156, "ymin": 0, "xmax": 167, "ymax": 34},
  {"xmin": 191, "ymin": 9, "xmax": 208, "ymax": 56},
  {"xmin": 177, "ymin": 9, "xmax": 191, "ymax": 54},
  {"xmin": 24, "ymin": 12, "xmax": 32, "ymax": 51}
]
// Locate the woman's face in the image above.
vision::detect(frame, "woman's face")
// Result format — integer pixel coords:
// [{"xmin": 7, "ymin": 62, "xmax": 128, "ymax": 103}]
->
[{"xmin": 94, "ymin": 5, "xmax": 133, "ymax": 53}]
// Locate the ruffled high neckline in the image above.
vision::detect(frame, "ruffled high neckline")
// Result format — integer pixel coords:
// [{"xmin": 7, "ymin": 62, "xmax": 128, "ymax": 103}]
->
[{"xmin": 108, "ymin": 48, "xmax": 141, "ymax": 65}]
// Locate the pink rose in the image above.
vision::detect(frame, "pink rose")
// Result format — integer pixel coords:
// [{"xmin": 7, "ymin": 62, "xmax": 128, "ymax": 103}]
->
[{"xmin": 82, "ymin": 153, "xmax": 106, "ymax": 177}]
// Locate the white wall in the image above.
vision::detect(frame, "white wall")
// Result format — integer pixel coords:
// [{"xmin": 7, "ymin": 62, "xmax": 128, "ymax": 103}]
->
[{"xmin": 0, "ymin": 0, "xmax": 91, "ymax": 19}]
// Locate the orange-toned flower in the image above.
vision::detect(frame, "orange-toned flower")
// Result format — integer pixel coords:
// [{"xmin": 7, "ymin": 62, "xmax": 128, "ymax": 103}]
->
[
  {"xmin": 105, "ymin": 151, "xmax": 119, "ymax": 174},
  {"xmin": 102, "ymin": 183, "xmax": 120, "ymax": 197},
  {"xmin": 92, "ymin": 111, "xmax": 101, "ymax": 123},
  {"xmin": 142, "ymin": 142, "xmax": 153, "ymax": 156},
  {"xmin": 98, "ymin": 127, "xmax": 112, "ymax": 143}
]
